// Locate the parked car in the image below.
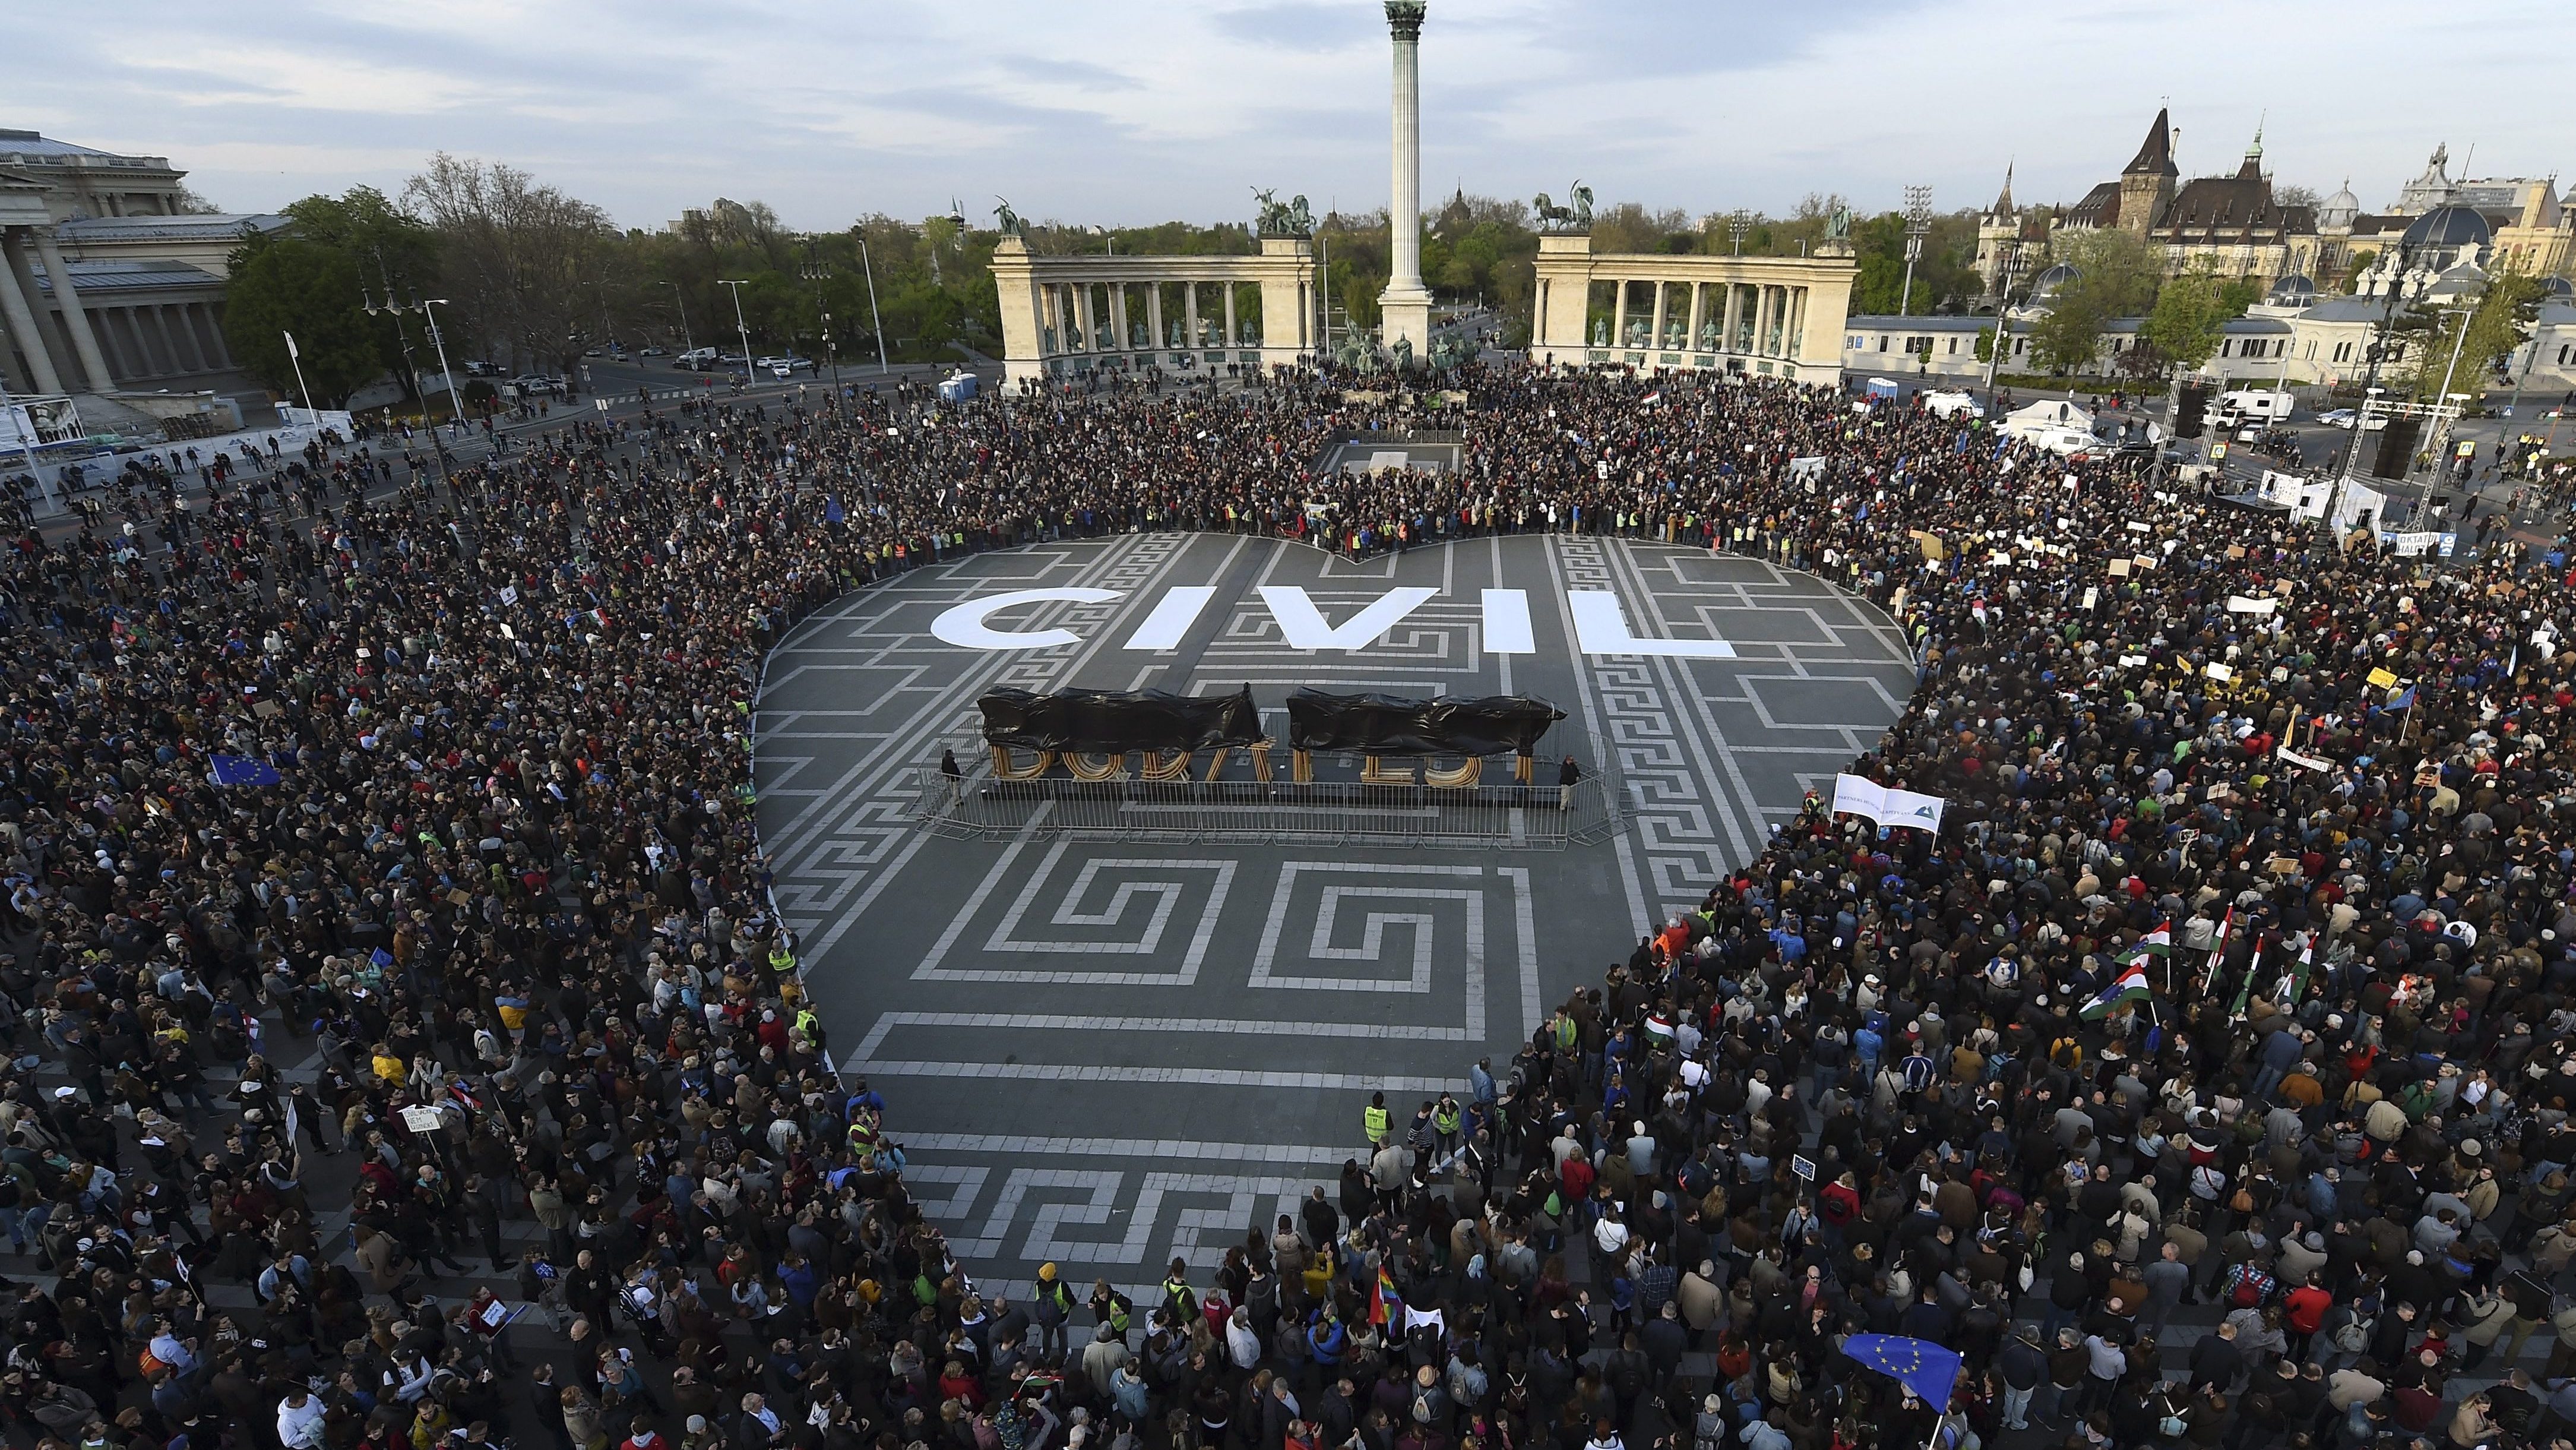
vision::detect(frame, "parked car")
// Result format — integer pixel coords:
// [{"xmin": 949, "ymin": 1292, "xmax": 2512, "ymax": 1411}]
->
[
  {"xmin": 514, "ymin": 375, "xmax": 567, "ymax": 396},
  {"xmin": 462, "ymin": 360, "xmax": 498, "ymax": 377},
  {"xmin": 638, "ymin": 346, "xmax": 668, "ymax": 358},
  {"xmin": 676, "ymin": 348, "xmax": 718, "ymax": 370},
  {"xmin": 767, "ymin": 356, "xmax": 816, "ymax": 377},
  {"xmin": 2318, "ymin": 408, "xmax": 2357, "ymax": 428}
]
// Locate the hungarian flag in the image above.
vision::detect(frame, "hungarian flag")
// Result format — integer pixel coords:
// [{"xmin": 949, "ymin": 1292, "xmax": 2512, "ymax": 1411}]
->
[
  {"xmin": 2119, "ymin": 921, "xmax": 2173, "ymax": 964},
  {"xmin": 2081, "ymin": 962, "xmax": 2151, "ymax": 1020}
]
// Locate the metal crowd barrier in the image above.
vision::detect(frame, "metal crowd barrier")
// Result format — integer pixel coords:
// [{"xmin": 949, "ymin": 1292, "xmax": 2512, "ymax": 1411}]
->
[{"xmin": 913, "ymin": 747, "xmax": 1619, "ymax": 849}]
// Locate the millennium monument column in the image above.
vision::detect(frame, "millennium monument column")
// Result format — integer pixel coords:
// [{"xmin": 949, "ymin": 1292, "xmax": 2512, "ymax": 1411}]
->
[{"xmin": 1377, "ymin": 0, "xmax": 1433, "ymax": 361}]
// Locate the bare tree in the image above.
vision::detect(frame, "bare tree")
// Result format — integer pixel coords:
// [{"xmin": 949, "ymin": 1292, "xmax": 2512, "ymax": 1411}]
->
[{"xmin": 401, "ymin": 153, "xmax": 616, "ymax": 372}]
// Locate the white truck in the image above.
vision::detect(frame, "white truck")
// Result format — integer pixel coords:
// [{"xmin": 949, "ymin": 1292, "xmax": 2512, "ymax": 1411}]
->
[{"xmin": 1922, "ymin": 389, "xmax": 1983, "ymax": 420}]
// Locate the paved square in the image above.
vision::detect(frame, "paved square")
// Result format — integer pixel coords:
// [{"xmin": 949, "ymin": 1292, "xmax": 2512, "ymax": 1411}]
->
[{"xmin": 754, "ymin": 533, "xmax": 1912, "ymax": 1293}]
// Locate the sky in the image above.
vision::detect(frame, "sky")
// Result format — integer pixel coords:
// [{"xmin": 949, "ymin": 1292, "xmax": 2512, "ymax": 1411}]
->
[{"xmin": 6, "ymin": 0, "xmax": 2566, "ymax": 233}]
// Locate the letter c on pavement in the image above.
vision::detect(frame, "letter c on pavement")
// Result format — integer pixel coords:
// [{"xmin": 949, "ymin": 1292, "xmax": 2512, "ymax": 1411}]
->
[{"xmin": 929, "ymin": 588, "xmax": 1122, "ymax": 650}]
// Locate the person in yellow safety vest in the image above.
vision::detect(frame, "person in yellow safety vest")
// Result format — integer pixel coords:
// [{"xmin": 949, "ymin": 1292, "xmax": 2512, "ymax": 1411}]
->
[
  {"xmin": 767, "ymin": 943, "xmax": 796, "ymax": 977},
  {"xmin": 846, "ymin": 1113, "xmax": 879, "ymax": 1157},
  {"xmin": 1431, "ymin": 1094, "xmax": 1463, "ymax": 1157},
  {"xmin": 1031, "ymin": 1262, "xmax": 1076, "ymax": 1361},
  {"xmin": 1363, "ymin": 1091, "xmax": 1391, "ymax": 1148},
  {"xmin": 790, "ymin": 1007, "xmax": 822, "ymax": 1053}
]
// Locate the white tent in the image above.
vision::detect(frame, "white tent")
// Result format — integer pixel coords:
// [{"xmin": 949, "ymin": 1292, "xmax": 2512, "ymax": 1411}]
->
[{"xmin": 2002, "ymin": 397, "xmax": 2099, "ymax": 454}]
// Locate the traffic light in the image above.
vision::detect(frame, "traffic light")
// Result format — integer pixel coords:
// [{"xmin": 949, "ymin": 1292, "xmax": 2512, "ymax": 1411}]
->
[{"xmin": 2175, "ymin": 382, "xmax": 2213, "ymax": 440}]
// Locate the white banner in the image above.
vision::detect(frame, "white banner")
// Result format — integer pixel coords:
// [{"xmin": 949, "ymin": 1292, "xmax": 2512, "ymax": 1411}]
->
[{"xmin": 1831, "ymin": 773, "xmax": 1946, "ymax": 833}]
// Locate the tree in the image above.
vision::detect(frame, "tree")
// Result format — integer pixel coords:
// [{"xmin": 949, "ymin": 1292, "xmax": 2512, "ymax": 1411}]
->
[
  {"xmin": 2028, "ymin": 230, "xmax": 2155, "ymax": 374},
  {"xmin": 219, "ymin": 232, "xmax": 381, "ymax": 406},
  {"xmin": 402, "ymin": 153, "xmax": 616, "ymax": 372},
  {"xmin": 1973, "ymin": 324, "xmax": 1998, "ymax": 364},
  {"xmin": 2343, "ymin": 249, "xmax": 2378, "ymax": 293},
  {"xmin": 2138, "ymin": 269, "xmax": 2231, "ymax": 372},
  {"xmin": 2409, "ymin": 271, "xmax": 2542, "ymax": 403},
  {"xmin": 281, "ymin": 186, "xmax": 441, "ymax": 399}
]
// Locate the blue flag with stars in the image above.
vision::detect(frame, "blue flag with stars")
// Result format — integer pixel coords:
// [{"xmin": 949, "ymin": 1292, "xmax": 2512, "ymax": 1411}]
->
[{"xmin": 1840, "ymin": 1332, "xmax": 1961, "ymax": 1408}]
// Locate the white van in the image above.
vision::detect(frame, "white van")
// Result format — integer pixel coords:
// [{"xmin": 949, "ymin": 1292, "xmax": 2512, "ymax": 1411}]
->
[
  {"xmin": 2215, "ymin": 389, "xmax": 2294, "ymax": 425},
  {"xmin": 676, "ymin": 347, "xmax": 719, "ymax": 371},
  {"xmin": 1922, "ymin": 389, "xmax": 1983, "ymax": 420}
]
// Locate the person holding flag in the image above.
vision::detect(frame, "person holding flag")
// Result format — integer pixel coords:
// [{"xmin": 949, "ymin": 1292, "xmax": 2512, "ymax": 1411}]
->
[{"xmin": 2080, "ymin": 957, "xmax": 2152, "ymax": 1022}]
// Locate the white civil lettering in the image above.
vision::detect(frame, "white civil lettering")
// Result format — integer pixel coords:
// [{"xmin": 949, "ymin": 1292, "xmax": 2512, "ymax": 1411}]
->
[
  {"xmin": 1122, "ymin": 586, "xmax": 1217, "ymax": 651},
  {"xmin": 1568, "ymin": 589, "xmax": 1736, "ymax": 659},
  {"xmin": 1480, "ymin": 589, "xmax": 1536, "ymax": 654},
  {"xmin": 929, "ymin": 588, "xmax": 1121, "ymax": 650},
  {"xmin": 1257, "ymin": 586, "xmax": 1439, "ymax": 651}
]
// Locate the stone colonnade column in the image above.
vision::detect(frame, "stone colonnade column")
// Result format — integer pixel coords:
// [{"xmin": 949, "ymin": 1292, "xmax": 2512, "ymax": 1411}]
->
[
  {"xmin": 0, "ymin": 230, "xmax": 62, "ymax": 393},
  {"xmin": 32, "ymin": 229, "xmax": 112, "ymax": 391}
]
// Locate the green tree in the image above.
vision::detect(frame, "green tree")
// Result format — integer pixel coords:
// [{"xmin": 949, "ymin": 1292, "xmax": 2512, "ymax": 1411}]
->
[
  {"xmin": 2409, "ymin": 271, "xmax": 2542, "ymax": 402},
  {"xmin": 2138, "ymin": 269, "xmax": 2231, "ymax": 372},
  {"xmin": 2028, "ymin": 230, "xmax": 2155, "ymax": 374},
  {"xmin": 219, "ymin": 232, "xmax": 382, "ymax": 406},
  {"xmin": 1973, "ymin": 324, "xmax": 1998, "ymax": 363}
]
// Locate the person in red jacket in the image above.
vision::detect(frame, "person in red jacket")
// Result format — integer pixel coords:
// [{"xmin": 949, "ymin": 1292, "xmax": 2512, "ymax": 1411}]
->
[{"xmin": 2283, "ymin": 1271, "xmax": 2334, "ymax": 1360}]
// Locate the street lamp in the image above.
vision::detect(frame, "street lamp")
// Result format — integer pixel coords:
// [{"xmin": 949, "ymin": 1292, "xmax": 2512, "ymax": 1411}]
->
[
  {"xmin": 362, "ymin": 286, "xmax": 460, "ymax": 484},
  {"xmin": 281, "ymin": 331, "xmax": 318, "ymax": 422},
  {"xmin": 1899, "ymin": 185, "xmax": 1933, "ymax": 317},
  {"xmin": 662, "ymin": 280, "xmax": 695, "ymax": 356},
  {"xmin": 850, "ymin": 228, "xmax": 890, "ymax": 374},
  {"xmin": 799, "ymin": 246, "xmax": 841, "ymax": 398},
  {"xmin": 1729, "ymin": 209, "xmax": 1752, "ymax": 257},
  {"xmin": 716, "ymin": 279, "xmax": 757, "ymax": 389}
]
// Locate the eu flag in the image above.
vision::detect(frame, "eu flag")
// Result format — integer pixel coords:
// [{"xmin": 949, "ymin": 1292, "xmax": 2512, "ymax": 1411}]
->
[
  {"xmin": 209, "ymin": 754, "xmax": 283, "ymax": 788},
  {"xmin": 1840, "ymin": 1332, "xmax": 1961, "ymax": 1408}
]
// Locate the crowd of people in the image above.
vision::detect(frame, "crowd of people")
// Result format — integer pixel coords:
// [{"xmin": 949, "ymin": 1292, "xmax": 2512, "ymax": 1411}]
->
[{"xmin": 2, "ymin": 358, "xmax": 2575, "ymax": 1450}]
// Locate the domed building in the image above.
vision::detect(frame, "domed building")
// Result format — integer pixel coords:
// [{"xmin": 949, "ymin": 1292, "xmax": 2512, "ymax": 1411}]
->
[
  {"xmin": 2316, "ymin": 181, "xmax": 2361, "ymax": 234},
  {"xmin": 2026, "ymin": 262, "xmax": 2079, "ymax": 305},
  {"xmin": 2267, "ymin": 273, "xmax": 2318, "ymax": 307},
  {"xmin": 2357, "ymin": 203, "xmax": 2493, "ymax": 299}
]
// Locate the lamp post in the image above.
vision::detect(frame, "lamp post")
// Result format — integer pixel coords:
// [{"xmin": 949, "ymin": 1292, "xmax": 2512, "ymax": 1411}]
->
[
  {"xmin": 281, "ymin": 331, "xmax": 317, "ymax": 422},
  {"xmin": 662, "ymin": 280, "xmax": 695, "ymax": 356},
  {"xmin": 1899, "ymin": 185, "xmax": 1933, "ymax": 317},
  {"xmin": 799, "ymin": 248, "xmax": 841, "ymax": 400},
  {"xmin": 361, "ymin": 288, "xmax": 456, "ymax": 485},
  {"xmin": 850, "ymin": 229, "xmax": 890, "ymax": 374},
  {"xmin": 716, "ymin": 279, "xmax": 757, "ymax": 391},
  {"xmin": 1729, "ymin": 209, "xmax": 1751, "ymax": 257}
]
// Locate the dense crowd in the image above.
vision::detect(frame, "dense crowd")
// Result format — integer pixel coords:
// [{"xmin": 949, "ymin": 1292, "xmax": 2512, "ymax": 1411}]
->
[{"xmin": 1, "ymin": 359, "xmax": 2574, "ymax": 1450}]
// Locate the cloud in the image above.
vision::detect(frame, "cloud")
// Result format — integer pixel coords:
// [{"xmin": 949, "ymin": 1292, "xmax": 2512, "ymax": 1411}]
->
[{"xmin": 0, "ymin": 0, "xmax": 2561, "ymax": 233}]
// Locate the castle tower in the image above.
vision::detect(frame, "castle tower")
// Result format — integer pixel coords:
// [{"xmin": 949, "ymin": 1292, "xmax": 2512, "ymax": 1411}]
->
[
  {"xmin": 2118, "ymin": 107, "xmax": 2179, "ymax": 237},
  {"xmin": 1974, "ymin": 163, "xmax": 2021, "ymax": 298}
]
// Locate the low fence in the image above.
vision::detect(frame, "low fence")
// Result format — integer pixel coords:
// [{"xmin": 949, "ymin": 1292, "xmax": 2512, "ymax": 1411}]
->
[{"xmin": 914, "ymin": 751, "xmax": 1620, "ymax": 848}]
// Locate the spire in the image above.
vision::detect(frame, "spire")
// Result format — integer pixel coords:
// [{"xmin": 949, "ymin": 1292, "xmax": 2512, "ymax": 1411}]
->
[
  {"xmin": 1993, "ymin": 160, "xmax": 2015, "ymax": 216},
  {"xmin": 2125, "ymin": 107, "xmax": 2177, "ymax": 177}
]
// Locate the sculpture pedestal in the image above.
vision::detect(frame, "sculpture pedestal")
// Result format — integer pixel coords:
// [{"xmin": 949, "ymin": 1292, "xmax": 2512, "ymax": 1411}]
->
[{"xmin": 1378, "ymin": 284, "xmax": 1432, "ymax": 362}]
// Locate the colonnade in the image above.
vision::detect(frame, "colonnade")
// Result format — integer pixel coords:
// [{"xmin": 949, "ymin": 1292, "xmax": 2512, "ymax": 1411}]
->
[
  {"xmin": 1041, "ymin": 280, "xmax": 1259, "ymax": 357},
  {"xmin": 0, "ymin": 222, "xmax": 232, "ymax": 394},
  {"xmin": 1600, "ymin": 279, "xmax": 1810, "ymax": 359}
]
